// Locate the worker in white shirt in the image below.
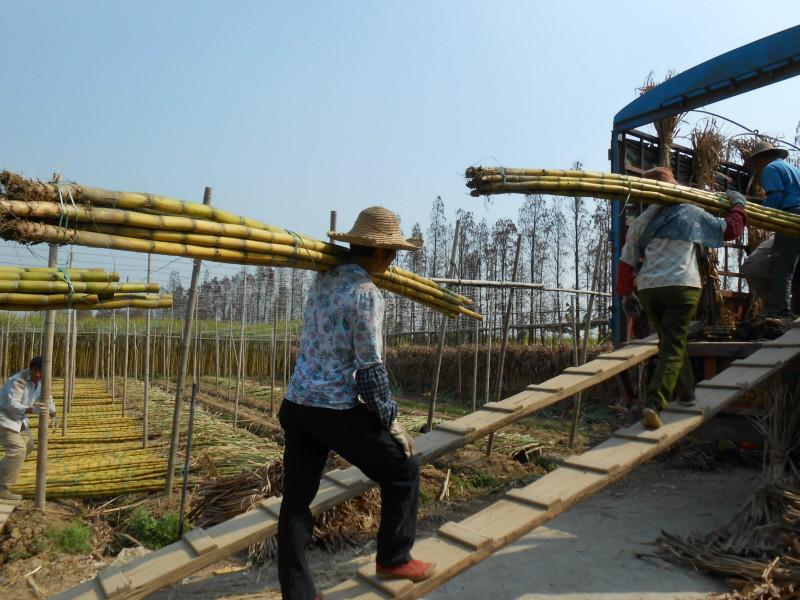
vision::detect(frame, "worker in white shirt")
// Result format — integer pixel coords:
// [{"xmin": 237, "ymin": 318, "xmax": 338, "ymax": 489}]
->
[{"xmin": 0, "ymin": 356, "xmax": 53, "ymax": 501}]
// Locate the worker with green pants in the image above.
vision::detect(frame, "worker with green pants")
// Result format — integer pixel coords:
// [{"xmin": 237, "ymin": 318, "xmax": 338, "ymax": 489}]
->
[{"xmin": 616, "ymin": 167, "xmax": 746, "ymax": 429}]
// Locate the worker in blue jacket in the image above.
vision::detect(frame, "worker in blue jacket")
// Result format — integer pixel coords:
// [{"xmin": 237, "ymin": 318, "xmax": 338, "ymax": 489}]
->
[{"xmin": 746, "ymin": 140, "xmax": 800, "ymax": 318}]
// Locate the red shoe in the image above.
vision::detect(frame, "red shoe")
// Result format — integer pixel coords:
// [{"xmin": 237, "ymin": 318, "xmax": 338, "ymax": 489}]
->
[{"xmin": 376, "ymin": 558, "xmax": 436, "ymax": 582}]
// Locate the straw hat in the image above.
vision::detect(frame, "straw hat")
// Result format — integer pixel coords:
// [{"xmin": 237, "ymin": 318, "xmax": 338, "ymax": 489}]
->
[
  {"xmin": 745, "ymin": 139, "xmax": 789, "ymax": 168},
  {"xmin": 643, "ymin": 166, "xmax": 677, "ymax": 185},
  {"xmin": 329, "ymin": 206, "xmax": 422, "ymax": 251}
]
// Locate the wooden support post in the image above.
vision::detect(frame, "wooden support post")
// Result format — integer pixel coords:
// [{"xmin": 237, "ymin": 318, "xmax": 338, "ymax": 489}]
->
[
  {"xmin": 69, "ymin": 311, "xmax": 77, "ymax": 410},
  {"xmin": 569, "ymin": 236, "xmax": 605, "ymax": 448},
  {"xmin": 2, "ymin": 312, "xmax": 9, "ymax": 379},
  {"xmin": 472, "ymin": 311, "xmax": 479, "ymax": 413},
  {"xmin": 282, "ymin": 294, "xmax": 289, "ymax": 391},
  {"xmin": 93, "ymin": 327, "xmax": 100, "ymax": 380},
  {"xmin": 20, "ymin": 314, "xmax": 27, "ymax": 369},
  {"xmin": 143, "ymin": 253, "xmax": 152, "ymax": 448},
  {"xmin": 61, "ymin": 309, "xmax": 71, "ymax": 436},
  {"xmin": 271, "ymin": 300, "xmax": 278, "ymax": 416},
  {"xmin": 427, "ymin": 221, "xmax": 461, "ymax": 432},
  {"xmin": 35, "ymin": 243, "xmax": 58, "ymax": 509},
  {"xmin": 214, "ymin": 318, "xmax": 220, "ymax": 388},
  {"xmin": 234, "ymin": 268, "xmax": 247, "ymax": 429},
  {"xmin": 487, "ymin": 234, "xmax": 523, "ymax": 456},
  {"xmin": 178, "ymin": 383, "xmax": 198, "ymax": 537},
  {"xmin": 111, "ymin": 311, "xmax": 117, "ymax": 402},
  {"xmin": 484, "ymin": 296, "xmax": 493, "ymax": 405},
  {"xmin": 329, "ymin": 211, "xmax": 337, "ymax": 243},
  {"xmin": 122, "ymin": 304, "xmax": 130, "ymax": 416},
  {"xmin": 165, "ymin": 186, "xmax": 211, "ymax": 495}
]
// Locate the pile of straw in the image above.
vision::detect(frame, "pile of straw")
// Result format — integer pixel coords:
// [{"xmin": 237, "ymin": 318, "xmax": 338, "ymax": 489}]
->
[
  {"xmin": 0, "ymin": 171, "xmax": 478, "ymax": 319},
  {"xmin": 0, "ymin": 266, "xmax": 170, "ymax": 311},
  {"xmin": 465, "ymin": 167, "xmax": 800, "ymax": 239},
  {"xmin": 657, "ymin": 380, "xmax": 800, "ymax": 598}
]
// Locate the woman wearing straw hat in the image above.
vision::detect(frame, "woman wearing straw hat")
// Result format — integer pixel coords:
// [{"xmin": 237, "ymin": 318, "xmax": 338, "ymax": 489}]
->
[
  {"xmin": 746, "ymin": 139, "xmax": 800, "ymax": 320},
  {"xmin": 278, "ymin": 207, "xmax": 433, "ymax": 599},
  {"xmin": 617, "ymin": 167, "xmax": 746, "ymax": 429}
]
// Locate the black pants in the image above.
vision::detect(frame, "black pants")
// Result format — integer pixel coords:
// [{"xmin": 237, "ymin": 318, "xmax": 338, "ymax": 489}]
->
[{"xmin": 277, "ymin": 400, "xmax": 420, "ymax": 600}]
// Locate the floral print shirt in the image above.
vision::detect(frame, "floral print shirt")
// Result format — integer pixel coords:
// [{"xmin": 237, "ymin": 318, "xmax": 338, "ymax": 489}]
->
[{"xmin": 285, "ymin": 264, "xmax": 384, "ymax": 409}]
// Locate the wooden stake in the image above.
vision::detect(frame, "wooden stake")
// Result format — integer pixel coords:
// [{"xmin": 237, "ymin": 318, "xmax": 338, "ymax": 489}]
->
[
  {"xmin": 143, "ymin": 253, "xmax": 151, "ymax": 448},
  {"xmin": 569, "ymin": 236, "xmax": 605, "ymax": 448},
  {"xmin": 487, "ymin": 235, "xmax": 524, "ymax": 456},
  {"xmin": 165, "ymin": 186, "xmax": 211, "ymax": 495},
  {"xmin": 233, "ymin": 268, "xmax": 247, "ymax": 429},
  {"xmin": 178, "ymin": 382, "xmax": 198, "ymax": 537},
  {"xmin": 69, "ymin": 309, "xmax": 77, "ymax": 410},
  {"xmin": 426, "ymin": 221, "xmax": 461, "ymax": 432},
  {"xmin": 270, "ymin": 300, "xmax": 278, "ymax": 416},
  {"xmin": 62, "ymin": 309, "xmax": 72, "ymax": 434},
  {"xmin": 484, "ymin": 296, "xmax": 493, "ymax": 405},
  {"xmin": 214, "ymin": 317, "xmax": 220, "ymax": 388},
  {"xmin": 34, "ymin": 243, "xmax": 58, "ymax": 509},
  {"xmin": 123, "ymin": 301, "xmax": 130, "ymax": 417},
  {"xmin": 472, "ymin": 305, "xmax": 479, "ymax": 413},
  {"xmin": 111, "ymin": 311, "xmax": 116, "ymax": 402},
  {"xmin": 93, "ymin": 327, "xmax": 100, "ymax": 379}
]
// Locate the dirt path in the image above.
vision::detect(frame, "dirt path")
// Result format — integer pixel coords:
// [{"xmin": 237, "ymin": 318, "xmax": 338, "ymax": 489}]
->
[{"xmin": 144, "ymin": 462, "xmax": 758, "ymax": 600}]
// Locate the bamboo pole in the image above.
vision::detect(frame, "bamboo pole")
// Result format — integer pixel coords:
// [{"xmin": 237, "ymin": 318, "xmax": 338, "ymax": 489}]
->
[
  {"xmin": 214, "ymin": 318, "xmax": 220, "ymax": 388},
  {"xmin": 35, "ymin": 243, "xmax": 58, "ymax": 509},
  {"xmin": 69, "ymin": 308, "xmax": 77, "ymax": 409},
  {"xmin": 122, "ymin": 302, "xmax": 130, "ymax": 417},
  {"xmin": 178, "ymin": 383, "xmax": 197, "ymax": 537},
  {"xmin": 143, "ymin": 254, "xmax": 151, "ymax": 449},
  {"xmin": 472, "ymin": 308, "xmax": 479, "ymax": 413},
  {"xmin": 568, "ymin": 236, "xmax": 605, "ymax": 448},
  {"xmin": 62, "ymin": 309, "xmax": 72, "ymax": 434},
  {"xmin": 487, "ymin": 235, "xmax": 523, "ymax": 456},
  {"xmin": 93, "ymin": 328, "xmax": 99, "ymax": 379},
  {"xmin": 484, "ymin": 296, "xmax": 493, "ymax": 405},
  {"xmin": 2, "ymin": 312, "xmax": 9, "ymax": 378},
  {"xmin": 426, "ymin": 221, "xmax": 461, "ymax": 432},
  {"xmin": 165, "ymin": 186, "xmax": 211, "ymax": 495},
  {"xmin": 111, "ymin": 311, "xmax": 116, "ymax": 402},
  {"xmin": 271, "ymin": 300, "xmax": 278, "ymax": 415},
  {"xmin": 233, "ymin": 268, "xmax": 247, "ymax": 429}
]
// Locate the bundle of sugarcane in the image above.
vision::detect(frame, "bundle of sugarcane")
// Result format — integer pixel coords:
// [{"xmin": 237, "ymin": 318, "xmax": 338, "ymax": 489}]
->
[
  {"xmin": 0, "ymin": 265, "xmax": 171, "ymax": 310},
  {"xmin": 465, "ymin": 167, "xmax": 800, "ymax": 239},
  {"xmin": 0, "ymin": 171, "xmax": 480, "ymax": 319}
]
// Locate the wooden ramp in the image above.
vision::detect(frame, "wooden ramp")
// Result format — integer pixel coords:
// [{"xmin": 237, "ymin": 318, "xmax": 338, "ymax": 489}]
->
[
  {"xmin": 0, "ymin": 498, "xmax": 19, "ymax": 530},
  {"xmin": 323, "ymin": 327, "xmax": 800, "ymax": 600},
  {"xmin": 51, "ymin": 338, "xmax": 662, "ymax": 600}
]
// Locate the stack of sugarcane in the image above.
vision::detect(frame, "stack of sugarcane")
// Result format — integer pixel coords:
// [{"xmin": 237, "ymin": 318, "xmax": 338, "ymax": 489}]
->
[
  {"xmin": 0, "ymin": 266, "xmax": 172, "ymax": 310},
  {"xmin": 12, "ymin": 380, "xmax": 169, "ymax": 497},
  {"xmin": 0, "ymin": 171, "xmax": 479, "ymax": 319},
  {"xmin": 465, "ymin": 166, "xmax": 800, "ymax": 238}
]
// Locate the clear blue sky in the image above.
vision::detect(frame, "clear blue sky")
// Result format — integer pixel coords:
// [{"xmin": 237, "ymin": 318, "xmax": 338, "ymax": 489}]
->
[{"xmin": 1, "ymin": 1, "xmax": 799, "ymax": 286}]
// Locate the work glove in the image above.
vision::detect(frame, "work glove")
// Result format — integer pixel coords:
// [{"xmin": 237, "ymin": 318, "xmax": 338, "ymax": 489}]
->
[
  {"xmin": 622, "ymin": 294, "xmax": 643, "ymax": 318},
  {"xmin": 726, "ymin": 190, "xmax": 746, "ymax": 208},
  {"xmin": 389, "ymin": 419, "xmax": 414, "ymax": 459}
]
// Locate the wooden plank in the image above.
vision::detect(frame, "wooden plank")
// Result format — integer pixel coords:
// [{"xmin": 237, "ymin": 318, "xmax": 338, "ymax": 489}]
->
[
  {"xmin": 182, "ymin": 528, "xmax": 218, "ymax": 556},
  {"xmin": 325, "ymin": 467, "xmax": 370, "ymax": 489},
  {"xmin": 525, "ymin": 384, "xmax": 564, "ymax": 393},
  {"xmin": 434, "ymin": 422, "xmax": 475, "ymax": 436},
  {"xmin": 444, "ymin": 409, "xmax": 505, "ymax": 433},
  {"xmin": 593, "ymin": 355, "xmax": 630, "ymax": 361},
  {"xmin": 438, "ymin": 521, "xmax": 492, "ymax": 550},
  {"xmin": 325, "ymin": 579, "xmax": 386, "ymax": 600},
  {"xmin": 506, "ymin": 487, "xmax": 561, "ymax": 510},
  {"xmin": 309, "ymin": 479, "xmax": 344, "ymax": 512},
  {"xmin": 737, "ymin": 346, "xmax": 799, "ymax": 367},
  {"xmin": 614, "ymin": 410, "xmax": 703, "ymax": 445},
  {"xmin": 563, "ymin": 438, "xmax": 652, "ymax": 475},
  {"xmin": 97, "ymin": 565, "xmax": 132, "ymax": 599},
  {"xmin": 562, "ymin": 368, "xmax": 605, "ymax": 376},
  {"xmin": 259, "ymin": 497, "xmax": 282, "ymax": 519},
  {"xmin": 459, "ymin": 499, "xmax": 545, "ymax": 544},
  {"xmin": 481, "ymin": 402, "xmax": 519, "ymax": 414},
  {"xmin": 704, "ymin": 366, "xmax": 774, "ymax": 389},
  {"xmin": 356, "ymin": 565, "xmax": 414, "ymax": 598}
]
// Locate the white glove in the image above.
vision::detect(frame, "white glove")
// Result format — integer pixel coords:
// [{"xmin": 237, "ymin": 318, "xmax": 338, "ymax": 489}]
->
[{"xmin": 389, "ymin": 419, "xmax": 414, "ymax": 459}]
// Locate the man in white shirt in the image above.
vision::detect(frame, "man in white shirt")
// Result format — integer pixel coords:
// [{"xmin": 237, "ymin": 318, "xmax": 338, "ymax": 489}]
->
[{"xmin": 0, "ymin": 356, "xmax": 52, "ymax": 501}]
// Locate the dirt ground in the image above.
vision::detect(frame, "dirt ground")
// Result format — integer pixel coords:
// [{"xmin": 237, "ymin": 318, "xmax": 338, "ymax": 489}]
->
[{"xmin": 143, "ymin": 461, "xmax": 759, "ymax": 600}]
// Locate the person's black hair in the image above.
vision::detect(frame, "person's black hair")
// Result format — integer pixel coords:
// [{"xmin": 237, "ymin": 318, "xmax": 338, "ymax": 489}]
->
[
  {"xmin": 29, "ymin": 356, "xmax": 43, "ymax": 371},
  {"xmin": 349, "ymin": 244, "xmax": 378, "ymax": 258}
]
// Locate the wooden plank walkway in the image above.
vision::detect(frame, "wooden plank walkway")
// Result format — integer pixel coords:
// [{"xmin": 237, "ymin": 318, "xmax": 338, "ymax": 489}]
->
[
  {"xmin": 322, "ymin": 328, "xmax": 800, "ymax": 600},
  {"xmin": 51, "ymin": 337, "xmax": 661, "ymax": 600},
  {"xmin": 0, "ymin": 498, "xmax": 19, "ymax": 531}
]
